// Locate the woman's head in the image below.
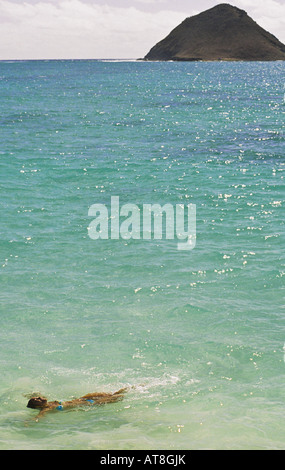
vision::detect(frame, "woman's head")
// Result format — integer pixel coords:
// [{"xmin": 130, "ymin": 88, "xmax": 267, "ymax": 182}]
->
[{"xmin": 27, "ymin": 396, "xmax": 48, "ymax": 409}]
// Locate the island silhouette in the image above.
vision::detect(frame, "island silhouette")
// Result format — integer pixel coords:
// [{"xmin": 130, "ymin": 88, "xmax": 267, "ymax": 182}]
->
[{"xmin": 143, "ymin": 3, "xmax": 285, "ymax": 61}]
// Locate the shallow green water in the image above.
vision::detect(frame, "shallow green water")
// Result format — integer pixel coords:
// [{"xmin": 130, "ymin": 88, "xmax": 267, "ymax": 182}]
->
[{"xmin": 0, "ymin": 60, "xmax": 284, "ymax": 449}]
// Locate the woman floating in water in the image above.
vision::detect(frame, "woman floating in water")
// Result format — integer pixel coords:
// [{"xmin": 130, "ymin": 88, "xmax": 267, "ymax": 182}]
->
[{"xmin": 27, "ymin": 388, "xmax": 127, "ymax": 421}]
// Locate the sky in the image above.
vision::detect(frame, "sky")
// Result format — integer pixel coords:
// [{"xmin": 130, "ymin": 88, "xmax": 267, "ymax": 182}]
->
[{"xmin": 0, "ymin": 0, "xmax": 285, "ymax": 59}]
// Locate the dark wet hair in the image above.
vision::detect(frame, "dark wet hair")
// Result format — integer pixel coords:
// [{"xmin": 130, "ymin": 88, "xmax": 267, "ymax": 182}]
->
[{"xmin": 27, "ymin": 396, "xmax": 48, "ymax": 409}]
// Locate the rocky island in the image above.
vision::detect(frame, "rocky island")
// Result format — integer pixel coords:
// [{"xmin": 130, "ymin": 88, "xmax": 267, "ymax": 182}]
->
[{"xmin": 143, "ymin": 3, "xmax": 285, "ymax": 61}]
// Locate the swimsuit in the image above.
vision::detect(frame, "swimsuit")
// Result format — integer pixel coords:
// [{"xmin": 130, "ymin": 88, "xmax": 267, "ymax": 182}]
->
[{"xmin": 56, "ymin": 398, "xmax": 95, "ymax": 410}]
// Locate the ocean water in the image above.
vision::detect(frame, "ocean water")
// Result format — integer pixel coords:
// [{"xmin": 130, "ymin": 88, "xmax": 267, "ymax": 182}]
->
[{"xmin": 0, "ymin": 60, "xmax": 284, "ymax": 450}]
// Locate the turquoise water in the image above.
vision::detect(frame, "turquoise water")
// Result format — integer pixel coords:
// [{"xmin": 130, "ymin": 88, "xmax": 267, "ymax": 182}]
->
[{"xmin": 0, "ymin": 60, "xmax": 284, "ymax": 450}]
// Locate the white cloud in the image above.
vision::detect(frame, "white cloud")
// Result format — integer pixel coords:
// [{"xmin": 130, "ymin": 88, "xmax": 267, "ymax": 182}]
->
[{"xmin": 0, "ymin": 0, "xmax": 188, "ymax": 59}]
